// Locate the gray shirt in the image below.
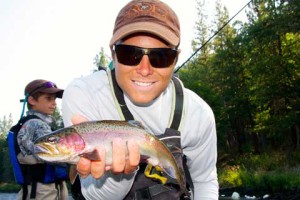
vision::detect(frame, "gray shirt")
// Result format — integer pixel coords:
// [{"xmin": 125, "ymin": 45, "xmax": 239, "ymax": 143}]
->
[{"xmin": 17, "ymin": 110, "xmax": 55, "ymax": 156}]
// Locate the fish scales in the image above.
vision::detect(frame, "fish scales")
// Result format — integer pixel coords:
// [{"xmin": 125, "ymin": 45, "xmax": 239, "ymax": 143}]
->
[{"xmin": 33, "ymin": 120, "xmax": 187, "ymax": 194}]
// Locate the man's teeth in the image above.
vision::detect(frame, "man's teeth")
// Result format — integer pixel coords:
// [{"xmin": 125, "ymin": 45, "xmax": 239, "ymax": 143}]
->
[{"xmin": 134, "ymin": 81, "xmax": 152, "ymax": 86}]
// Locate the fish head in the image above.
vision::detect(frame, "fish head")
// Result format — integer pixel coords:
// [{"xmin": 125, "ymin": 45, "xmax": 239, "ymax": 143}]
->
[{"xmin": 33, "ymin": 127, "xmax": 85, "ymax": 164}]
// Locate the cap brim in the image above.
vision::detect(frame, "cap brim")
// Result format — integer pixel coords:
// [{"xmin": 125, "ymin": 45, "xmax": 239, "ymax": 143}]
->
[
  {"xmin": 110, "ymin": 22, "xmax": 179, "ymax": 48},
  {"xmin": 37, "ymin": 88, "xmax": 64, "ymax": 98}
]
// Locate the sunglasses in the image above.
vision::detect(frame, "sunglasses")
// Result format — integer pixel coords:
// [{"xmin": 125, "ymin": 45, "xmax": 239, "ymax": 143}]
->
[
  {"xmin": 28, "ymin": 81, "xmax": 57, "ymax": 95},
  {"xmin": 114, "ymin": 44, "xmax": 178, "ymax": 68}
]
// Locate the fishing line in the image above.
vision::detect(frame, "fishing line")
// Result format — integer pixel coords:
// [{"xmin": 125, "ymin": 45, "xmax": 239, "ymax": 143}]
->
[{"xmin": 174, "ymin": 0, "xmax": 253, "ymax": 73}]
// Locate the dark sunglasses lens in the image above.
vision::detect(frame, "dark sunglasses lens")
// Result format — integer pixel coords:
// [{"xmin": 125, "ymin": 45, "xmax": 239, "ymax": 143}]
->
[
  {"xmin": 149, "ymin": 49, "xmax": 177, "ymax": 68},
  {"xmin": 115, "ymin": 45, "xmax": 142, "ymax": 66},
  {"xmin": 115, "ymin": 45, "xmax": 177, "ymax": 68}
]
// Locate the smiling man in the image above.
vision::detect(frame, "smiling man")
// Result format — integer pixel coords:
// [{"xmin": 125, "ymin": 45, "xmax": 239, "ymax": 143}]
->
[{"xmin": 62, "ymin": 0, "xmax": 218, "ymax": 199}]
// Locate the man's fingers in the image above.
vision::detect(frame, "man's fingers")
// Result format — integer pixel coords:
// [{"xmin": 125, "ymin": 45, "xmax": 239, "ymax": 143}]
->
[
  {"xmin": 75, "ymin": 127, "xmax": 140, "ymax": 178},
  {"xmin": 90, "ymin": 146, "xmax": 106, "ymax": 179},
  {"xmin": 111, "ymin": 138, "xmax": 126, "ymax": 173},
  {"xmin": 76, "ymin": 157, "xmax": 91, "ymax": 178},
  {"xmin": 72, "ymin": 115, "xmax": 107, "ymax": 179},
  {"xmin": 124, "ymin": 139, "xmax": 140, "ymax": 174}
]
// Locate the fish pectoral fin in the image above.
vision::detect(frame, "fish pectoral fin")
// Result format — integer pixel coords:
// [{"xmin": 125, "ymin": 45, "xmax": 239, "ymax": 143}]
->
[
  {"xmin": 69, "ymin": 165, "xmax": 78, "ymax": 185},
  {"xmin": 79, "ymin": 149, "xmax": 102, "ymax": 161}
]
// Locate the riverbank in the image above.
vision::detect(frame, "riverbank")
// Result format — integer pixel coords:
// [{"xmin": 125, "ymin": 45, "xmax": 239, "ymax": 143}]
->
[
  {"xmin": 219, "ymin": 187, "xmax": 300, "ymax": 199},
  {"xmin": 1, "ymin": 188, "xmax": 299, "ymax": 200},
  {"xmin": 0, "ymin": 193, "xmax": 74, "ymax": 200}
]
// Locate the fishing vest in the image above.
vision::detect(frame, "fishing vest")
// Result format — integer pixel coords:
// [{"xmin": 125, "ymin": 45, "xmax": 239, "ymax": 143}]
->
[
  {"xmin": 108, "ymin": 69, "xmax": 193, "ymax": 200},
  {"xmin": 7, "ymin": 115, "xmax": 68, "ymax": 200}
]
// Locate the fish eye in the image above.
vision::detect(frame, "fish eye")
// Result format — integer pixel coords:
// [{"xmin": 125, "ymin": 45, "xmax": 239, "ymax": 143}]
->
[{"xmin": 47, "ymin": 136, "xmax": 58, "ymax": 143}]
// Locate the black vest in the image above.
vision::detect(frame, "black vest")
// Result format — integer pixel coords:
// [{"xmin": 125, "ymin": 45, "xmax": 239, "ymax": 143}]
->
[
  {"xmin": 7, "ymin": 115, "xmax": 68, "ymax": 200},
  {"xmin": 109, "ymin": 69, "xmax": 193, "ymax": 200}
]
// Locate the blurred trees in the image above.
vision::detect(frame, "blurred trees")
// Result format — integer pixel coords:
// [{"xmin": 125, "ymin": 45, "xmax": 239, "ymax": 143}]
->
[
  {"xmin": 0, "ymin": 114, "xmax": 14, "ymax": 183},
  {"xmin": 179, "ymin": 0, "xmax": 300, "ymax": 155},
  {"xmin": 93, "ymin": 47, "xmax": 110, "ymax": 72}
]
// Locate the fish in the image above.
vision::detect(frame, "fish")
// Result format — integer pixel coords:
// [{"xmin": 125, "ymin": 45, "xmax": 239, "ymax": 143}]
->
[{"xmin": 33, "ymin": 120, "xmax": 187, "ymax": 194}]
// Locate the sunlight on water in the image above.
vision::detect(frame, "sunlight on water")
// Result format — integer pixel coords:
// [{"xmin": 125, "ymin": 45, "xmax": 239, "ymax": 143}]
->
[{"xmin": 0, "ymin": 193, "xmax": 74, "ymax": 200}]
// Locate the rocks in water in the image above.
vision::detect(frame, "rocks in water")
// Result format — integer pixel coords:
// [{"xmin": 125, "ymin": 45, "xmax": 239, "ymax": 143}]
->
[{"xmin": 231, "ymin": 191, "xmax": 240, "ymax": 199}]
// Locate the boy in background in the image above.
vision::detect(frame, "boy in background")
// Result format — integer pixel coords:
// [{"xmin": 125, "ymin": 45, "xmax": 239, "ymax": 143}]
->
[{"xmin": 16, "ymin": 79, "xmax": 68, "ymax": 200}]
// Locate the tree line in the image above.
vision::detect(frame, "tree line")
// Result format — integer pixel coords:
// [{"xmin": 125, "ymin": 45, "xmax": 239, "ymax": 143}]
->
[{"xmin": 178, "ymin": 0, "xmax": 300, "ymax": 155}]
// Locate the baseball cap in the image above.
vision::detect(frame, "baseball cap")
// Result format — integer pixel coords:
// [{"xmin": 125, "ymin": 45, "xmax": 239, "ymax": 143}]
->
[
  {"xmin": 109, "ymin": 0, "xmax": 180, "ymax": 48},
  {"xmin": 24, "ymin": 79, "xmax": 64, "ymax": 98}
]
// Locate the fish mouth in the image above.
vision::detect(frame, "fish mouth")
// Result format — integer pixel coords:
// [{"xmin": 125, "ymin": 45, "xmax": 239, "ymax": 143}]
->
[{"xmin": 34, "ymin": 143, "xmax": 60, "ymax": 155}]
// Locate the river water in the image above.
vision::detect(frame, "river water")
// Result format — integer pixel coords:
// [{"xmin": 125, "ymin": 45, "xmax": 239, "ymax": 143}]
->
[
  {"xmin": 0, "ymin": 193, "xmax": 262, "ymax": 200},
  {"xmin": 0, "ymin": 193, "xmax": 74, "ymax": 200},
  {"xmin": 1, "ymin": 192, "xmax": 298, "ymax": 199}
]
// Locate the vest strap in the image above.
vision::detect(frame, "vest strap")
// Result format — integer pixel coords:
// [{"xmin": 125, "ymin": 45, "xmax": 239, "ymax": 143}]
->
[
  {"xmin": 110, "ymin": 69, "xmax": 134, "ymax": 120},
  {"xmin": 169, "ymin": 76, "xmax": 184, "ymax": 130}
]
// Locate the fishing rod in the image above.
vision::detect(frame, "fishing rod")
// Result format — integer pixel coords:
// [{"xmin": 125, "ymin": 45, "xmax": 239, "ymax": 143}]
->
[{"xmin": 174, "ymin": 0, "xmax": 252, "ymax": 73}]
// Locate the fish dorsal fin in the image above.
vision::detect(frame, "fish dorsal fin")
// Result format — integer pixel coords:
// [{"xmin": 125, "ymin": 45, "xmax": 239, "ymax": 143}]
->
[
  {"xmin": 128, "ymin": 120, "xmax": 145, "ymax": 129},
  {"xmin": 127, "ymin": 120, "xmax": 153, "ymax": 134}
]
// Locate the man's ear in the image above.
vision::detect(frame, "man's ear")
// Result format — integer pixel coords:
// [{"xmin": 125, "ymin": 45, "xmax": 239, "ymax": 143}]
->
[{"xmin": 27, "ymin": 96, "xmax": 37, "ymax": 106}]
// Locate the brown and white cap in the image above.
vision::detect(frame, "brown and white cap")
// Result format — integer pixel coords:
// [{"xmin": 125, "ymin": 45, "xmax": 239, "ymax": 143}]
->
[
  {"xmin": 24, "ymin": 79, "xmax": 64, "ymax": 98},
  {"xmin": 110, "ymin": 0, "xmax": 180, "ymax": 48}
]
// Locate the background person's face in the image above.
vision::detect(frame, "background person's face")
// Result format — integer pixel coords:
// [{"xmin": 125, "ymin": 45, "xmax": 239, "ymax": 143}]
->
[
  {"xmin": 30, "ymin": 93, "xmax": 57, "ymax": 115},
  {"xmin": 114, "ymin": 34, "xmax": 178, "ymax": 105}
]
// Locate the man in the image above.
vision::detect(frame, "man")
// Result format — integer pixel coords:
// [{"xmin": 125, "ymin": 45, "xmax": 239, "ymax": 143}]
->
[{"xmin": 62, "ymin": 0, "xmax": 219, "ymax": 199}]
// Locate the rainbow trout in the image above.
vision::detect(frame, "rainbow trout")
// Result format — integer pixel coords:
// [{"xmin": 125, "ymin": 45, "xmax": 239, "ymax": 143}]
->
[{"xmin": 33, "ymin": 120, "xmax": 187, "ymax": 193}]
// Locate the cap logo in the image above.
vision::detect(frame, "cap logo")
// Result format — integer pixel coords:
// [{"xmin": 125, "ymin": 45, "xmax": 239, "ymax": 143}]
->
[{"xmin": 124, "ymin": 2, "xmax": 166, "ymax": 21}]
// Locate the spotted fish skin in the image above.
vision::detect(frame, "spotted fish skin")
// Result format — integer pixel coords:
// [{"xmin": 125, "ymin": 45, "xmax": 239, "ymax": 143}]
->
[{"xmin": 33, "ymin": 120, "xmax": 186, "ymax": 193}]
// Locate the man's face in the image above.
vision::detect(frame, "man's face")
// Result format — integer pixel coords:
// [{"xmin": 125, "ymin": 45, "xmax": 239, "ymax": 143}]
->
[{"xmin": 114, "ymin": 34, "xmax": 179, "ymax": 105}]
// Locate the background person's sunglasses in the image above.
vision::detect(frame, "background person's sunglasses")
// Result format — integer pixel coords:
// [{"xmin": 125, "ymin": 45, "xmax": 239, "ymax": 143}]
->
[
  {"xmin": 20, "ymin": 81, "xmax": 57, "ymax": 103},
  {"xmin": 114, "ymin": 44, "xmax": 178, "ymax": 68},
  {"xmin": 28, "ymin": 81, "xmax": 57, "ymax": 96}
]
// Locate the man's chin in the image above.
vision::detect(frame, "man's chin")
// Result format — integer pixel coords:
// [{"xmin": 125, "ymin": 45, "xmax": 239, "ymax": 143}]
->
[{"xmin": 129, "ymin": 95, "xmax": 158, "ymax": 107}]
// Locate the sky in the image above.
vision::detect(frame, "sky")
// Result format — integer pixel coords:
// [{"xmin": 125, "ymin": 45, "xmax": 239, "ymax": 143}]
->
[{"xmin": 0, "ymin": 0, "xmax": 249, "ymax": 123}]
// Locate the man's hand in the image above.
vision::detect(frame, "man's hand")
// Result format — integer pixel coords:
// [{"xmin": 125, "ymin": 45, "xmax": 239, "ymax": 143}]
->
[{"xmin": 71, "ymin": 115, "xmax": 140, "ymax": 179}]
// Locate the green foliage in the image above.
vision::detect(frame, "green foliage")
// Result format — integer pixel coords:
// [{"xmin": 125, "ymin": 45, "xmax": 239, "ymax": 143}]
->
[
  {"xmin": 52, "ymin": 108, "xmax": 64, "ymax": 129},
  {"xmin": 181, "ymin": 0, "xmax": 300, "ymax": 154},
  {"xmin": 187, "ymin": 0, "xmax": 300, "ymax": 191},
  {"xmin": 218, "ymin": 152, "xmax": 300, "ymax": 190},
  {"xmin": 242, "ymin": 169, "xmax": 299, "ymax": 191},
  {"xmin": 93, "ymin": 47, "xmax": 111, "ymax": 72},
  {"xmin": 0, "ymin": 183, "xmax": 20, "ymax": 193},
  {"xmin": 218, "ymin": 166, "xmax": 243, "ymax": 187},
  {"xmin": 0, "ymin": 115, "xmax": 15, "ymax": 183},
  {"xmin": 0, "ymin": 114, "xmax": 13, "ymax": 139},
  {"xmin": 0, "ymin": 137, "xmax": 14, "ymax": 184}
]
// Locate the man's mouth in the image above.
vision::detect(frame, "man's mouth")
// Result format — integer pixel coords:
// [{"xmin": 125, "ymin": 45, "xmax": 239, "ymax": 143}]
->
[{"xmin": 133, "ymin": 81, "xmax": 154, "ymax": 87}]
